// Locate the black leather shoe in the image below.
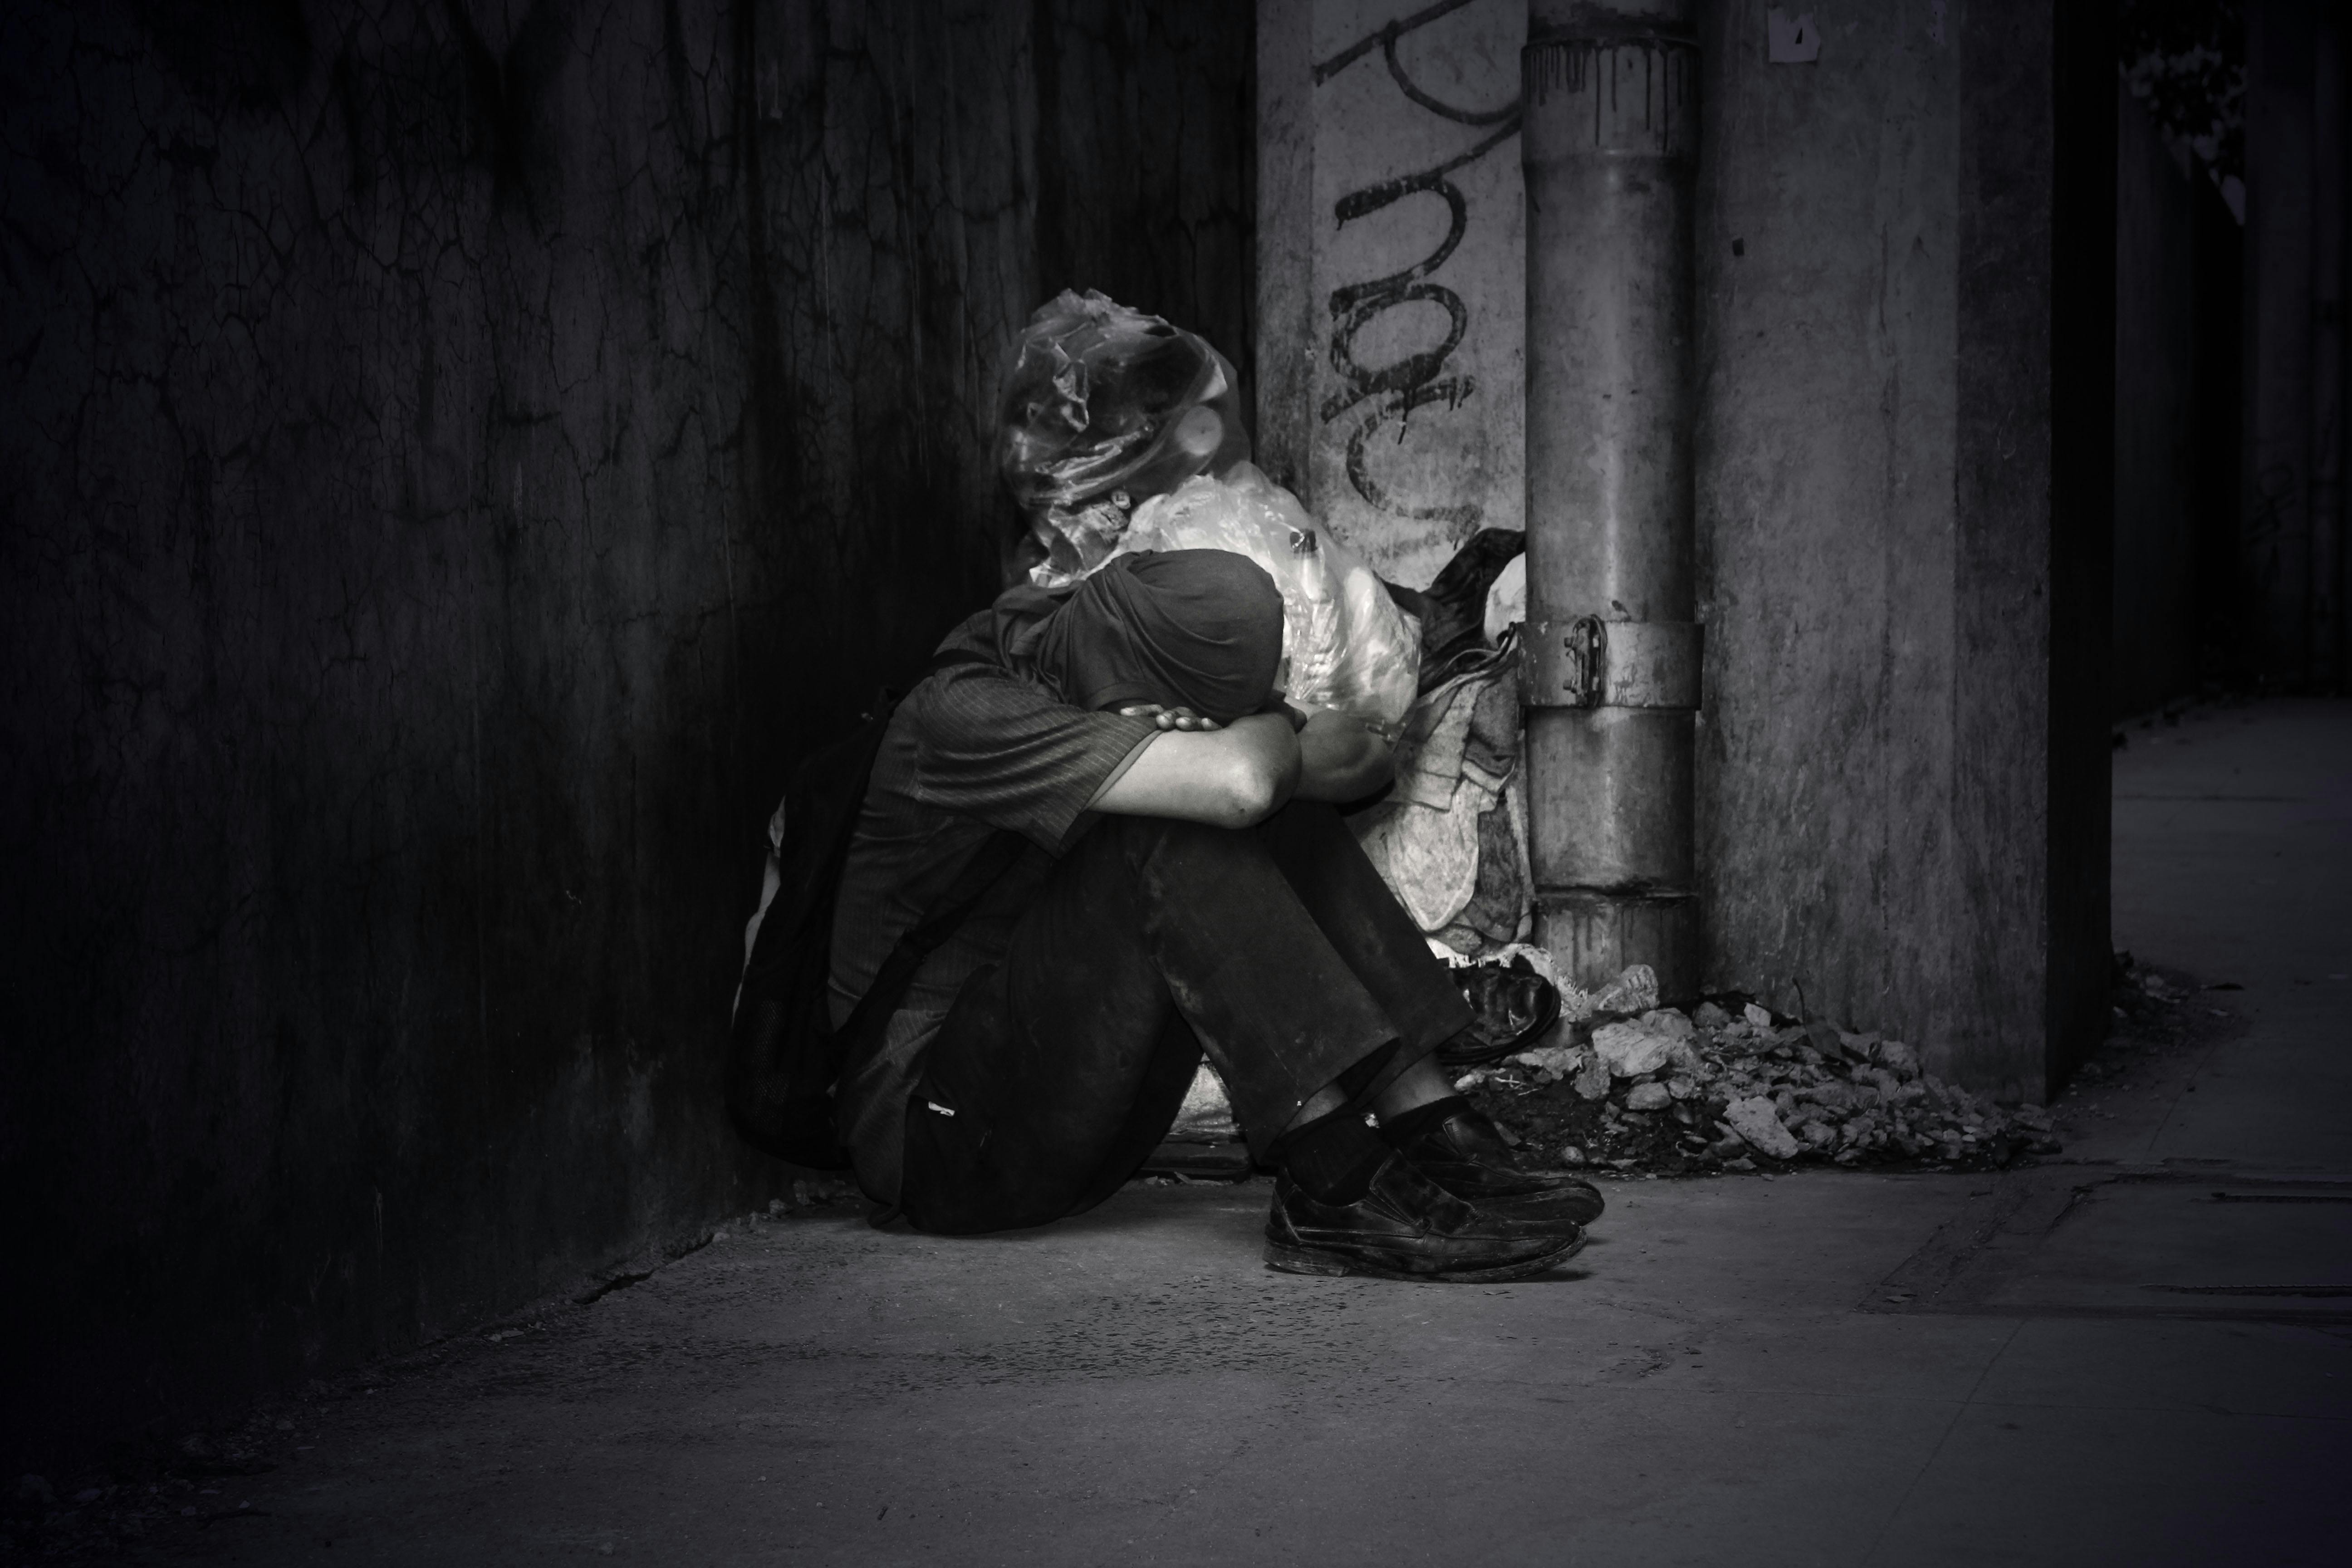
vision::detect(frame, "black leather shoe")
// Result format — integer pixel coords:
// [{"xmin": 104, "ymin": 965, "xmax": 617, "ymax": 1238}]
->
[
  {"xmin": 1437, "ymin": 961, "xmax": 1562, "ymax": 1066},
  {"xmin": 1391, "ymin": 1106, "xmax": 1607, "ymax": 1228},
  {"xmin": 1262, "ymin": 1156, "xmax": 1584, "ymax": 1282}
]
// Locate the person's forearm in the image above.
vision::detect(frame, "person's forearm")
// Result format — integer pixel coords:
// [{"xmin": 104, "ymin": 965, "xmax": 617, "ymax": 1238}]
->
[
  {"xmin": 1087, "ymin": 711, "xmax": 1301, "ymax": 827},
  {"xmin": 1227, "ymin": 711, "xmax": 1305, "ymax": 815},
  {"xmin": 1292, "ymin": 709, "xmax": 1394, "ymax": 802}
]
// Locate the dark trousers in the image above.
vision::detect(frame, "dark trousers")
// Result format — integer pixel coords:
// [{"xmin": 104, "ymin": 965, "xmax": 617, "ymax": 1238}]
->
[{"xmin": 899, "ymin": 800, "xmax": 1470, "ymax": 1235}]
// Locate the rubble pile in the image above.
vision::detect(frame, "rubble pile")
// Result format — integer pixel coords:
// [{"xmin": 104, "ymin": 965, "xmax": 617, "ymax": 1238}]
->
[{"xmin": 1455, "ymin": 989, "xmax": 2063, "ymax": 1175}]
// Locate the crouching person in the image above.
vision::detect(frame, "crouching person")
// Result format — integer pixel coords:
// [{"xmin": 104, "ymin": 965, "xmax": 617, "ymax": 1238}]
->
[{"xmin": 829, "ymin": 548, "xmax": 1601, "ymax": 1279}]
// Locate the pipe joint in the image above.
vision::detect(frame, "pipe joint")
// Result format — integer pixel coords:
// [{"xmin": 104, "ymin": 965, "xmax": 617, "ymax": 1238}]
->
[{"xmin": 1524, "ymin": 616, "xmax": 1701, "ymax": 710}]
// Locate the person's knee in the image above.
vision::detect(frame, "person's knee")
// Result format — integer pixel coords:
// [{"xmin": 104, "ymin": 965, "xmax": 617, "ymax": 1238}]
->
[{"xmin": 1097, "ymin": 808, "xmax": 1259, "ymax": 863}]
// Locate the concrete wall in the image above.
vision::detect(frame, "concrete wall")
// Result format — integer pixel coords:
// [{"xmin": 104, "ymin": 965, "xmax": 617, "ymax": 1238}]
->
[
  {"xmin": 2241, "ymin": 0, "xmax": 2348, "ymax": 690},
  {"xmin": 0, "ymin": 0, "xmax": 1251, "ymax": 1464},
  {"xmin": 1705, "ymin": 0, "xmax": 2110, "ymax": 1097},
  {"xmin": 2112, "ymin": 91, "xmax": 2198, "ymax": 718},
  {"xmin": 1259, "ymin": 0, "xmax": 2110, "ymax": 1098},
  {"xmin": 1691, "ymin": 1, "xmax": 1970, "ymax": 1072},
  {"xmin": 1693, "ymin": 0, "xmax": 2110, "ymax": 1100},
  {"xmin": 2041, "ymin": 0, "xmax": 2117, "ymax": 1093},
  {"xmin": 1258, "ymin": 0, "xmax": 1525, "ymax": 587},
  {"xmin": 2188, "ymin": 167, "xmax": 2246, "ymax": 676}
]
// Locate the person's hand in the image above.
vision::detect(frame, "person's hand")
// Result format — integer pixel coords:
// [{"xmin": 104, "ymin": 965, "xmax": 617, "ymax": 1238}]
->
[{"xmin": 1118, "ymin": 703, "xmax": 1222, "ymax": 732}]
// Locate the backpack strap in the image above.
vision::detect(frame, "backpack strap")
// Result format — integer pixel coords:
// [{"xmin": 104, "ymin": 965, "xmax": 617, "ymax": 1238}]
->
[
  {"xmin": 825, "ymin": 643, "xmax": 1022, "ymax": 1065},
  {"xmin": 831, "ymin": 829, "xmax": 1027, "ymax": 1068}
]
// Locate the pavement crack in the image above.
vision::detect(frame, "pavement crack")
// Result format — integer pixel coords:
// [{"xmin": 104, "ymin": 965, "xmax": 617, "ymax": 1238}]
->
[{"xmin": 1854, "ymin": 1317, "xmax": 2024, "ymax": 1566}]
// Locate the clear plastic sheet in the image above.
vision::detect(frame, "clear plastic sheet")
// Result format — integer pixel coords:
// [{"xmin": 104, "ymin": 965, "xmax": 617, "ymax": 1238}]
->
[{"xmin": 1110, "ymin": 463, "xmax": 1422, "ymax": 737}]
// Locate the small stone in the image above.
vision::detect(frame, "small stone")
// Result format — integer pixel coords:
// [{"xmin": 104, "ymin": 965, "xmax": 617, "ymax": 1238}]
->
[
  {"xmin": 1593, "ymin": 1021, "xmax": 1675, "ymax": 1078},
  {"xmin": 1638, "ymin": 1008, "xmax": 1696, "ymax": 1041},
  {"xmin": 1878, "ymin": 1041, "xmax": 1921, "ymax": 1079},
  {"xmin": 1723, "ymin": 1095, "xmax": 1802, "ymax": 1159},
  {"xmin": 1798, "ymin": 1121, "xmax": 1836, "ymax": 1149},
  {"xmin": 1571, "ymin": 1052, "xmax": 1612, "ymax": 1101},
  {"xmin": 1508, "ymin": 1043, "xmax": 1582, "ymax": 1075},
  {"xmin": 1743, "ymin": 1002, "xmax": 1774, "ymax": 1028},
  {"xmin": 1560, "ymin": 1145, "xmax": 1586, "ymax": 1166},
  {"xmin": 1725, "ymin": 1156, "xmax": 1757, "ymax": 1172},
  {"xmin": 1666, "ymin": 1073, "xmax": 1699, "ymax": 1100},
  {"xmin": 1626, "ymin": 1082, "xmax": 1672, "ymax": 1112}
]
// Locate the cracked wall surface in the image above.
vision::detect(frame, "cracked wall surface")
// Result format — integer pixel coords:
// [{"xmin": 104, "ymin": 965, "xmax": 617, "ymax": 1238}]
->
[{"xmin": 0, "ymin": 0, "xmax": 1250, "ymax": 1460}]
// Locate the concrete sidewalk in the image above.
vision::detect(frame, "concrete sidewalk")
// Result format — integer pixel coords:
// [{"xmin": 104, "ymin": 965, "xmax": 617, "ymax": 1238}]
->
[{"xmin": 113, "ymin": 701, "xmax": 2352, "ymax": 1566}]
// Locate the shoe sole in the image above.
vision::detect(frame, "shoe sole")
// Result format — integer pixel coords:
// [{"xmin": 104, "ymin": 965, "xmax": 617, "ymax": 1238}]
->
[
  {"xmin": 1261, "ymin": 1230, "xmax": 1586, "ymax": 1284},
  {"xmin": 1419, "ymin": 1178, "xmax": 1606, "ymax": 1229}
]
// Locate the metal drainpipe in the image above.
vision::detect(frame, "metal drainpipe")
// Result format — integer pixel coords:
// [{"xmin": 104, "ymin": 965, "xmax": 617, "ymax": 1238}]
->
[{"xmin": 1520, "ymin": 0, "xmax": 1701, "ymax": 1000}]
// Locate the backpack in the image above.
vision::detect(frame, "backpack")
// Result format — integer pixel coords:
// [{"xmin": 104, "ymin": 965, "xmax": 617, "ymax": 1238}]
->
[{"xmin": 725, "ymin": 653, "xmax": 1022, "ymax": 1169}]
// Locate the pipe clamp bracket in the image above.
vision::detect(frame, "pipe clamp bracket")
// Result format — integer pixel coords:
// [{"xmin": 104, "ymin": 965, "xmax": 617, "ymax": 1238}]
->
[{"xmin": 1526, "ymin": 617, "xmax": 1701, "ymax": 710}]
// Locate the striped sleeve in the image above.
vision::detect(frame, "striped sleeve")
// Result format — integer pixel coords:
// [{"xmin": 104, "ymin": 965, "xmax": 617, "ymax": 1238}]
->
[{"xmin": 902, "ymin": 664, "xmax": 1161, "ymax": 850}]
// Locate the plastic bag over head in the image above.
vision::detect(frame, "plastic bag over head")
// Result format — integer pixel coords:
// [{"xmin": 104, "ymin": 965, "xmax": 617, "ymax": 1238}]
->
[{"xmin": 996, "ymin": 289, "xmax": 1250, "ymax": 587}]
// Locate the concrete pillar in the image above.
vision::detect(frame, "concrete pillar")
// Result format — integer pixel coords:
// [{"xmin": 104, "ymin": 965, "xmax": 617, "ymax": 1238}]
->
[
  {"xmin": 1519, "ymin": 0, "xmax": 1700, "ymax": 999},
  {"xmin": 2312, "ymin": 12, "xmax": 2346, "ymax": 686},
  {"xmin": 2244, "ymin": 0, "xmax": 2318, "ymax": 685}
]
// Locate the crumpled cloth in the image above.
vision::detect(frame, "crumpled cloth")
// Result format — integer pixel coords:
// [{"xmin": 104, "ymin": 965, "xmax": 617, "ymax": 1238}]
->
[{"xmin": 1350, "ymin": 639, "xmax": 1532, "ymax": 948}]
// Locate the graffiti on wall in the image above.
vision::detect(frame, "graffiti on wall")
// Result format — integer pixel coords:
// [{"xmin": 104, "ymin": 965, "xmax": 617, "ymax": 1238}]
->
[{"xmin": 1312, "ymin": 0, "xmax": 1523, "ymax": 580}]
